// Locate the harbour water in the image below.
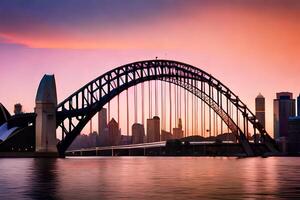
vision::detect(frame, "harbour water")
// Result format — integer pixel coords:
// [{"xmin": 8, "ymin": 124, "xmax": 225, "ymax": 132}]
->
[{"xmin": 0, "ymin": 157, "xmax": 300, "ymax": 199}]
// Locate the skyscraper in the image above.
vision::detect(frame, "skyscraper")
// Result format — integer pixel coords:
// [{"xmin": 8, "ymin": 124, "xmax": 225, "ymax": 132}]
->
[
  {"xmin": 273, "ymin": 92, "xmax": 296, "ymax": 139},
  {"xmin": 108, "ymin": 118, "xmax": 121, "ymax": 146},
  {"xmin": 287, "ymin": 116, "xmax": 300, "ymax": 153},
  {"xmin": 147, "ymin": 116, "xmax": 160, "ymax": 142},
  {"xmin": 173, "ymin": 118, "xmax": 183, "ymax": 139},
  {"xmin": 98, "ymin": 108, "xmax": 107, "ymax": 135},
  {"xmin": 132, "ymin": 123, "xmax": 145, "ymax": 144},
  {"xmin": 297, "ymin": 94, "xmax": 300, "ymax": 116},
  {"xmin": 99, "ymin": 127, "xmax": 109, "ymax": 146},
  {"xmin": 255, "ymin": 93, "xmax": 265, "ymax": 128}
]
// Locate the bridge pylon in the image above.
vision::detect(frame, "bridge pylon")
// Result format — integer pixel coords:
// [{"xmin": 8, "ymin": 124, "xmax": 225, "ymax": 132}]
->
[{"xmin": 35, "ymin": 74, "xmax": 58, "ymax": 155}]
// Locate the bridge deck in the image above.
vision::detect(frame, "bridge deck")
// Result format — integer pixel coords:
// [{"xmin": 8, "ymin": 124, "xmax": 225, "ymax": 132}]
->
[
  {"xmin": 66, "ymin": 141, "xmax": 270, "ymax": 157},
  {"xmin": 67, "ymin": 141, "xmax": 166, "ymax": 153}
]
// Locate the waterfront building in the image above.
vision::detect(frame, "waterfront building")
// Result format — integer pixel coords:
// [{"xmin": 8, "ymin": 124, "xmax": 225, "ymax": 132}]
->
[
  {"xmin": 132, "ymin": 123, "xmax": 145, "ymax": 144},
  {"xmin": 255, "ymin": 93, "xmax": 265, "ymax": 128},
  {"xmin": 273, "ymin": 92, "xmax": 295, "ymax": 139},
  {"xmin": 98, "ymin": 108, "xmax": 107, "ymax": 135},
  {"xmin": 147, "ymin": 116, "xmax": 160, "ymax": 142},
  {"xmin": 161, "ymin": 130, "xmax": 173, "ymax": 141},
  {"xmin": 120, "ymin": 135, "xmax": 132, "ymax": 145},
  {"xmin": 99, "ymin": 127, "xmax": 109, "ymax": 146},
  {"xmin": 108, "ymin": 118, "xmax": 121, "ymax": 146},
  {"xmin": 14, "ymin": 103, "xmax": 23, "ymax": 115},
  {"xmin": 173, "ymin": 118, "xmax": 183, "ymax": 139},
  {"xmin": 88, "ymin": 131, "xmax": 98, "ymax": 147},
  {"xmin": 297, "ymin": 94, "xmax": 300, "ymax": 116},
  {"xmin": 287, "ymin": 116, "xmax": 300, "ymax": 153}
]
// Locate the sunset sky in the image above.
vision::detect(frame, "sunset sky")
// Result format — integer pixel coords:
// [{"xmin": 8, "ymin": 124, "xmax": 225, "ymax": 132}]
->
[{"xmin": 0, "ymin": 0, "xmax": 299, "ymax": 136}]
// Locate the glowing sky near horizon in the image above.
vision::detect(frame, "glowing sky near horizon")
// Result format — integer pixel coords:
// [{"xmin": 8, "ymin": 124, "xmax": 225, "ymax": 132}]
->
[{"xmin": 0, "ymin": 0, "xmax": 299, "ymax": 136}]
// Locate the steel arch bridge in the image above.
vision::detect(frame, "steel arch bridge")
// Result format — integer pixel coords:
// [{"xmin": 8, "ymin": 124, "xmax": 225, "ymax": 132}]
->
[{"xmin": 56, "ymin": 59, "xmax": 277, "ymax": 156}]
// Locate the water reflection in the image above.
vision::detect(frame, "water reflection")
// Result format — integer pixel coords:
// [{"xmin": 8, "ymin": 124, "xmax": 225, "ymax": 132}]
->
[
  {"xmin": 0, "ymin": 157, "xmax": 300, "ymax": 199},
  {"xmin": 26, "ymin": 158, "xmax": 59, "ymax": 199},
  {"xmin": 0, "ymin": 159, "xmax": 32, "ymax": 199},
  {"xmin": 241, "ymin": 157, "xmax": 280, "ymax": 197}
]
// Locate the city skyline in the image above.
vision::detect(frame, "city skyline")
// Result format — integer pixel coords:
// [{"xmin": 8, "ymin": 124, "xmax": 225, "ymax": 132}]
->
[
  {"xmin": 0, "ymin": 0, "xmax": 300, "ymax": 137},
  {"xmin": 1, "ymin": 2, "xmax": 300, "ymax": 199}
]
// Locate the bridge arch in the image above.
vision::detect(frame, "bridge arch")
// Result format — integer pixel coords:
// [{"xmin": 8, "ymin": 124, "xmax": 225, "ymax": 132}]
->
[{"xmin": 56, "ymin": 60, "xmax": 276, "ymax": 156}]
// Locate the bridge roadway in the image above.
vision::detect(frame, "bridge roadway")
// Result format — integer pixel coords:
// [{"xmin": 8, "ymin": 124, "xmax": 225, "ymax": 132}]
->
[
  {"xmin": 67, "ymin": 141, "xmax": 165, "ymax": 155},
  {"xmin": 66, "ymin": 141, "xmax": 270, "ymax": 157}
]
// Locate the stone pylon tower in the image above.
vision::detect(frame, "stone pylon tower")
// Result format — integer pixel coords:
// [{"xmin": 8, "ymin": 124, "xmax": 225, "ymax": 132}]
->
[{"xmin": 35, "ymin": 75, "xmax": 58, "ymax": 153}]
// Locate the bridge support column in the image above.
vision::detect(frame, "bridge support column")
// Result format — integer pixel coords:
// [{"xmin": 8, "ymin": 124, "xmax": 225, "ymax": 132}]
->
[{"xmin": 35, "ymin": 75, "xmax": 58, "ymax": 156}]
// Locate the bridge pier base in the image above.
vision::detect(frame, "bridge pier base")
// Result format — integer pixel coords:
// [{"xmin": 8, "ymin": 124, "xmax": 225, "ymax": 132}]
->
[{"xmin": 35, "ymin": 75, "xmax": 58, "ymax": 156}]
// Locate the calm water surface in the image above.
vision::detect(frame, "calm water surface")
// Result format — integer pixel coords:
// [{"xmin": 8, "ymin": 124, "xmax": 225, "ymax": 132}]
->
[{"xmin": 0, "ymin": 157, "xmax": 300, "ymax": 199}]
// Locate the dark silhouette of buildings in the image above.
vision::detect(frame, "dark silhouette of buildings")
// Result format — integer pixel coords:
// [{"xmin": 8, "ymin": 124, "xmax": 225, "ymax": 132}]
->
[
  {"xmin": 297, "ymin": 94, "xmax": 300, "ymax": 116},
  {"xmin": 287, "ymin": 116, "xmax": 300, "ymax": 153},
  {"xmin": 132, "ymin": 123, "xmax": 145, "ymax": 144},
  {"xmin": 120, "ymin": 135, "xmax": 132, "ymax": 145},
  {"xmin": 108, "ymin": 118, "xmax": 121, "ymax": 146},
  {"xmin": 286, "ymin": 94, "xmax": 300, "ymax": 154},
  {"xmin": 273, "ymin": 92, "xmax": 295, "ymax": 139},
  {"xmin": 98, "ymin": 108, "xmax": 107, "ymax": 135},
  {"xmin": 98, "ymin": 127, "xmax": 109, "ymax": 146},
  {"xmin": 69, "ymin": 131, "xmax": 100, "ymax": 150},
  {"xmin": 14, "ymin": 103, "xmax": 23, "ymax": 115},
  {"xmin": 255, "ymin": 93, "xmax": 265, "ymax": 128},
  {"xmin": 147, "ymin": 116, "xmax": 160, "ymax": 142},
  {"xmin": 161, "ymin": 130, "xmax": 172, "ymax": 141},
  {"xmin": 173, "ymin": 118, "xmax": 183, "ymax": 139}
]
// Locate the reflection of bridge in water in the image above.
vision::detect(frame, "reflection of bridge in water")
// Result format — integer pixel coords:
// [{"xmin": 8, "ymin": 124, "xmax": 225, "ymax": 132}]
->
[{"xmin": 0, "ymin": 59, "xmax": 280, "ymax": 157}]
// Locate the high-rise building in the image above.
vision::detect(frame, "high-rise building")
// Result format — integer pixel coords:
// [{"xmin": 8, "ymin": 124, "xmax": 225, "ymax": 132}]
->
[
  {"xmin": 14, "ymin": 103, "xmax": 23, "ymax": 115},
  {"xmin": 173, "ymin": 118, "xmax": 183, "ymax": 139},
  {"xmin": 147, "ymin": 116, "xmax": 160, "ymax": 142},
  {"xmin": 287, "ymin": 116, "xmax": 300, "ymax": 153},
  {"xmin": 274, "ymin": 92, "xmax": 296, "ymax": 139},
  {"xmin": 98, "ymin": 108, "xmax": 107, "ymax": 135},
  {"xmin": 297, "ymin": 94, "xmax": 300, "ymax": 116},
  {"xmin": 132, "ymin": 123, "xmax": 145, "ymax": 144},
  {"xmin": 255, "ymin": 93, "xmax": 265, "ymax": 128},
  {"xmin": 99, "ymin": 127, "xmax": 109, "ymax": 146},
  {"xmin": 108, "ymin": 118, "xmax": 121, "ymax": 146}
]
